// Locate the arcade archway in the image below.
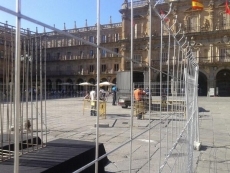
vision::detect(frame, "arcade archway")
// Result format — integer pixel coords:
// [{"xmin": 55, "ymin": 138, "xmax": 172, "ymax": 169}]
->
[
  {"xmin": 88, "ymin": 78, "xmax": 96, "ymax": 84},
  {"xmin": 198, "ymin": 72, "xmax": 207, "ymax": 96},
  {"xmin": 77, "ymin": 78, "xmax": 84, "ymax": 91},
  {"xmin": 46, "ymin": 79, "xmax": 52, "ymax": 91},
  {"xmin": 56, "ymin": 79, "xmax": 62, "ymax": 91},
  {"xmin": 216, "ymin": 69, "xmax": 230, "ymax": 96},
  {"xmin": 156, "ymin": 72, "xmax": 172, "ymax": 96}
]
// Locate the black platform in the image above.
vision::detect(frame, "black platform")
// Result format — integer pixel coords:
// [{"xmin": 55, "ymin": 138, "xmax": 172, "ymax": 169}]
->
[{"xmin": 0, "ymin": 139, "xmax": 108, "ymax": 173}]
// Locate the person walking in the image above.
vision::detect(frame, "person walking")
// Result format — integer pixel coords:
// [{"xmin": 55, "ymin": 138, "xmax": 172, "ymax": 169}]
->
[
  {"xmin": 90, "ymin": 87, "xmax": 96, "ymax": 116},
  {"xmin": 112, "ymin": 85, "xmax": 117, "ymax": 105}
]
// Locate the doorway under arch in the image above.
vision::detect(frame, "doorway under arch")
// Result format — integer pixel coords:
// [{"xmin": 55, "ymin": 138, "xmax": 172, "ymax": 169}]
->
[
  {"xmin": 198, "ymin": 72, "xmax": 207, "ymax": 96},
  {"xmin": 216, "ymin": 69, "xmax": 230, "ymax": 96},
  {"xmin": 77, "ymin": 78, "xmax": 84, "ymax": 91},
  {"xmin": 156, "ymin": 72, "xmax": 172, "ymax": 96},
  {"xmin": 46, "ymin": 79, "xmax": 52, "ymax": 91},
  {"xmin": 56, "ymin": 79, "xmax": 62, "ymax": 91},
  {"xmin": 112, "ymin": 78, "xmax": 116, "ymax": 84},
  {"xmin": 88, "ymin": 78, "xmax": 95, "ymax": 84},
  {"xmin": 66, "ymin": 78, "xmax": 73, "ymax": 91}
]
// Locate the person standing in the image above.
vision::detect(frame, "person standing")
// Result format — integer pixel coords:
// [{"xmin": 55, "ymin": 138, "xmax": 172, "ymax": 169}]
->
[
  {"xmin": 134, "ymin": 86, "xmax": 144, "ymax": 119},
  {"xmin": 134, "ymin": 86, "xmax": 144, "ymax": 101},
  {"xmin": 112, "ymin": 85, "xmax": 117, "ymax": 105},
  {"xmin": 90, "ymin": 87, "xmax": 96, "ymax": 116}
]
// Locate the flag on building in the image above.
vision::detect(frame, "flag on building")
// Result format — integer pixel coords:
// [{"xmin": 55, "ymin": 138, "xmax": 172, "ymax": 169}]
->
[
  {"xmin": 192, "ymin": 0, "xmax": 204, "ymax": 10},
  {"xmin": 226, "ymin": 0, "xmax": 230, "ymax": 14},
  {"xmin": 160, "ymin": 10, "xmax": 169, "ymax": 22}
]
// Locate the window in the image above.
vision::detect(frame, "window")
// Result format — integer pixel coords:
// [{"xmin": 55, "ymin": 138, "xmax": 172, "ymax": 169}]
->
[
  {"xmin": 89, "ymin": 36, "xmax": 94, "ymax": 43},
  {"xmin": 222, "ymin": 13, "xmax": 230, "ymax": 29},
  {"xmin": 68, "ymin": 39, "xmax": 72, "ymax": 46},
  {"xmin": 90, "ymin": 50, "xmax": 94, "ymax": 58},
  {"xmin": 114, "ymin": 48, "xmax": 119, "ymax": 53},
  {"xmin": 67, "ymin": 52, "xmax": 71, "ymax": 60},
  {"xmin": 220, "ymin": 48, "xmax": 230, "ymax": 59},
  {"xmin": 47, "ymin": 53, "xmax": 50, "ymax": 60},
  {"xmin": 101, "ymin": 64, "xmax": 107, "ymax": 72},
  {"xmin": 0, "ymin": 37, "xmax": 3, "ymax": 45},
  {"xmin": 101, "ymin": 49, "xmax": 106, "ymax": 57},
  {"xmin": 114, "ymin": 64, "xmax": 119, "ymax": 71},
  {"xmin": 187, "ymin": 15, "xmax": 199, "ymax": 32},
  {"xmin": 67, "ymin": 66, "xmax": 72, "ymax": 74},
  {"xmin": 79, "ymin": 50, "xmax": 83, "ymax": 58},
  {"xmin": 114, "ymin": 33, "xmax": 119, "ymax": 42},
  {"xmin": 134, "ymin": 54, "xmax": 142, "ymax": 63},
  {"xmin": 89, "ymin": 65, "xmax": 94, "ymax": 72},
  {"xmin": 0, "ymin": 51, "xmax": 3, "ymax": 58},
  {"xmin": 57, "ymin": 53, "xmax": 60, "ymax": 60},
  {"xmin": 163, "ymin": 20, "xmax": 170, "ymax": 35},
  {"xmin": 162, "ymin": 52, "xmax": 168, "ymax": 62},
  {"xmin": 57, "ymin": 40, "xmax": 61, "ymax": 47},
  {"xmin": 203, "ymin": 49, "xmax": 208, "ymax": 58},
  {"xmin": 101, "ymin": 35, "xmax": 106, "ymax": 43},
  {"xmin": 113, "ymin": 48, "xmax": 119, "ymax": 57},
  {"xmin": 79, "ymin": 65, "xmax": 83, "ymax": 74},
  {"xmin": 47, "ymin": 41, "xmax": 51, "ymax": 48}
]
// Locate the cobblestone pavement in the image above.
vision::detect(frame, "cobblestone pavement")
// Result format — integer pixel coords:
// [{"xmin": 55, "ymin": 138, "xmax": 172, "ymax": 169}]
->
[{"xmin": 3, "ymin": 96, "xmax": 228, "ymax": 172}]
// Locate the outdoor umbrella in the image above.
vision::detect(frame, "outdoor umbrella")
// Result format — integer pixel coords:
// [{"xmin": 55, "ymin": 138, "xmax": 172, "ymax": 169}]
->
[
  {"xmin": 58, "ymin": 82, "xmax": 72, "ymax": 85},
  {"xmin": 98, "ymin": 81, "xmax": 115, "ymax": 86},
  {"xmin": 79, "ymin": 82, "xmax": 94, "ymax": 86}
]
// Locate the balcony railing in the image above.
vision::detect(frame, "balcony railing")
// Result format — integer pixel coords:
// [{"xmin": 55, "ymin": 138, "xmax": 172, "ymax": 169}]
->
[{"xmin": 46, "ymin": 22, "xmax": 122, "ymax": 36}]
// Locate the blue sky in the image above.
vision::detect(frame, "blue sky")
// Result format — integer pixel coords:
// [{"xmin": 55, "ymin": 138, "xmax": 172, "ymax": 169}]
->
[{"xmin": 0, "ymin": 0, "xmax": 124, "ymax": 32}]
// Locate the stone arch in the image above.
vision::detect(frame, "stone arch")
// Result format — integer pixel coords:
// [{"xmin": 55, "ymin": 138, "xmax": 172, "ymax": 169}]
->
[
  {"xmin": 46, "ymin": 79, "xmax": 52, "ymax": 91},
  {"xmin": 156, "ymin": 71, "xmax": 172, "ymax": 96},
  {"xmin": 112, "ymin": 78, "xmax": 116, "ymax": 84},
  {"xmin": 66, "ymin": 78, "xmax": 73, "ymax": 91},
  {"xmin": 133, "ymin": 71, "xmax": 144, "ymax": 83},
  {"xmin": 216, "ymin": 69, "xmax": 230, "ymax": 96},
  {"xmin": 88, "ymin": 78, "xmax": 95, "ymax": 84},
  {"xmin": 76, "ymin": 78, "xmax": 84, "ymax": 91},
  {"xmin": 56, "ymin": 79, "xmax": 62, "ymax": 91},
  {"xmin": 198, "ymin": 71, "xmax": 208, "ymax": 96},
  {"xmin": 101, "ymin": 78, "xmax": 107, "ymax": 82}
]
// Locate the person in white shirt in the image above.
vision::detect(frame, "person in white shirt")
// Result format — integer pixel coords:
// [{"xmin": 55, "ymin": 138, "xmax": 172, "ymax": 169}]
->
[{"xmin": 90, "ymin": 87, "xmax": 96, "ymax": 116}]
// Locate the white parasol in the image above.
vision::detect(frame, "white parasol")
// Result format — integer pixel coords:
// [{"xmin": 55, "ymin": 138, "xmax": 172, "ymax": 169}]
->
[
  {"xmin": 58, "ymin": 82, "xmax": 72, "ymax": 85},
  {"xmin": 98, "ymin": 81, "xmax": 115, "ymax": 86},
  {"xmin": 79, "ymin": 82, "xmax": 94, "ymax": 86}
]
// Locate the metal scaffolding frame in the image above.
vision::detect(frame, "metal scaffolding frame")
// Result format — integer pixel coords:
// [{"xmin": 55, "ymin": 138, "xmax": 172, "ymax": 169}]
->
[{"xmin": 0, "ymin": 0, "xmax": 200, "ymax": 173}]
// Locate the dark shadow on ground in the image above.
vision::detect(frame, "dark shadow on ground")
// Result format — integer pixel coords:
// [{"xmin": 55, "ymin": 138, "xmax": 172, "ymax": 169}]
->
[
  {"xmin": 199, "ymin": 107, "xmax": 210, "ymax": 112},
  {"xmin": 106, "ymin": 114, "xmax": 130, "ymax": 117},
  {"xmin": 199, "ymin": 145, "xmax": 209, "ymax": 151}
]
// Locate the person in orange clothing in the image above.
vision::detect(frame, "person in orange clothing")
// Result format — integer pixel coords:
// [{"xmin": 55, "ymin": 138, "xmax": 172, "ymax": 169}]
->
[{"xmin": 134, "ymin": 87, "xmax": 144, "ymax": 101}]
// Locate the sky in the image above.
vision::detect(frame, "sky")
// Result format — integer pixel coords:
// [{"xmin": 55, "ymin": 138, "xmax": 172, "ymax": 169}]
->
[{"xmin": 0, "ymin": 0, "xmax": 125, "ymax": 32}]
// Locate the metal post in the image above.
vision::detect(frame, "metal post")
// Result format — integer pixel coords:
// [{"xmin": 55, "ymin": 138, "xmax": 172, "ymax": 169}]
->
[
  {"xmin": 129, "ymin": 0, "xmax": 134, "ymax": 172},
  {"xmin": 95, "ymin": 0, "xmax": 100, "ymax": 172},
  {"xmin": 159, "ymin": 17, "xmax": 163, "ymax": 173},
  {"xmin": 148, "ymin": 1, "xmax": 152, "ymax": 172},
  {"xmin": 14, "ymin": 0, "xmax": 21, "ymax": 172}
]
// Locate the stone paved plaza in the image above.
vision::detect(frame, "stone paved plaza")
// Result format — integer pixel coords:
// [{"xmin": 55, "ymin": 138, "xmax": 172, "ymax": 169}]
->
[{"xmin": 38, "ymin": 96, "xmax": 229, "ymax": 173}]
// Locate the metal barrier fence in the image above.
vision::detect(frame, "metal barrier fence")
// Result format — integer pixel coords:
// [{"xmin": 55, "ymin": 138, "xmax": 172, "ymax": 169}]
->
[{"xmin": 0, "ymin": 0, "xmax": 200, "ymax": 173}]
